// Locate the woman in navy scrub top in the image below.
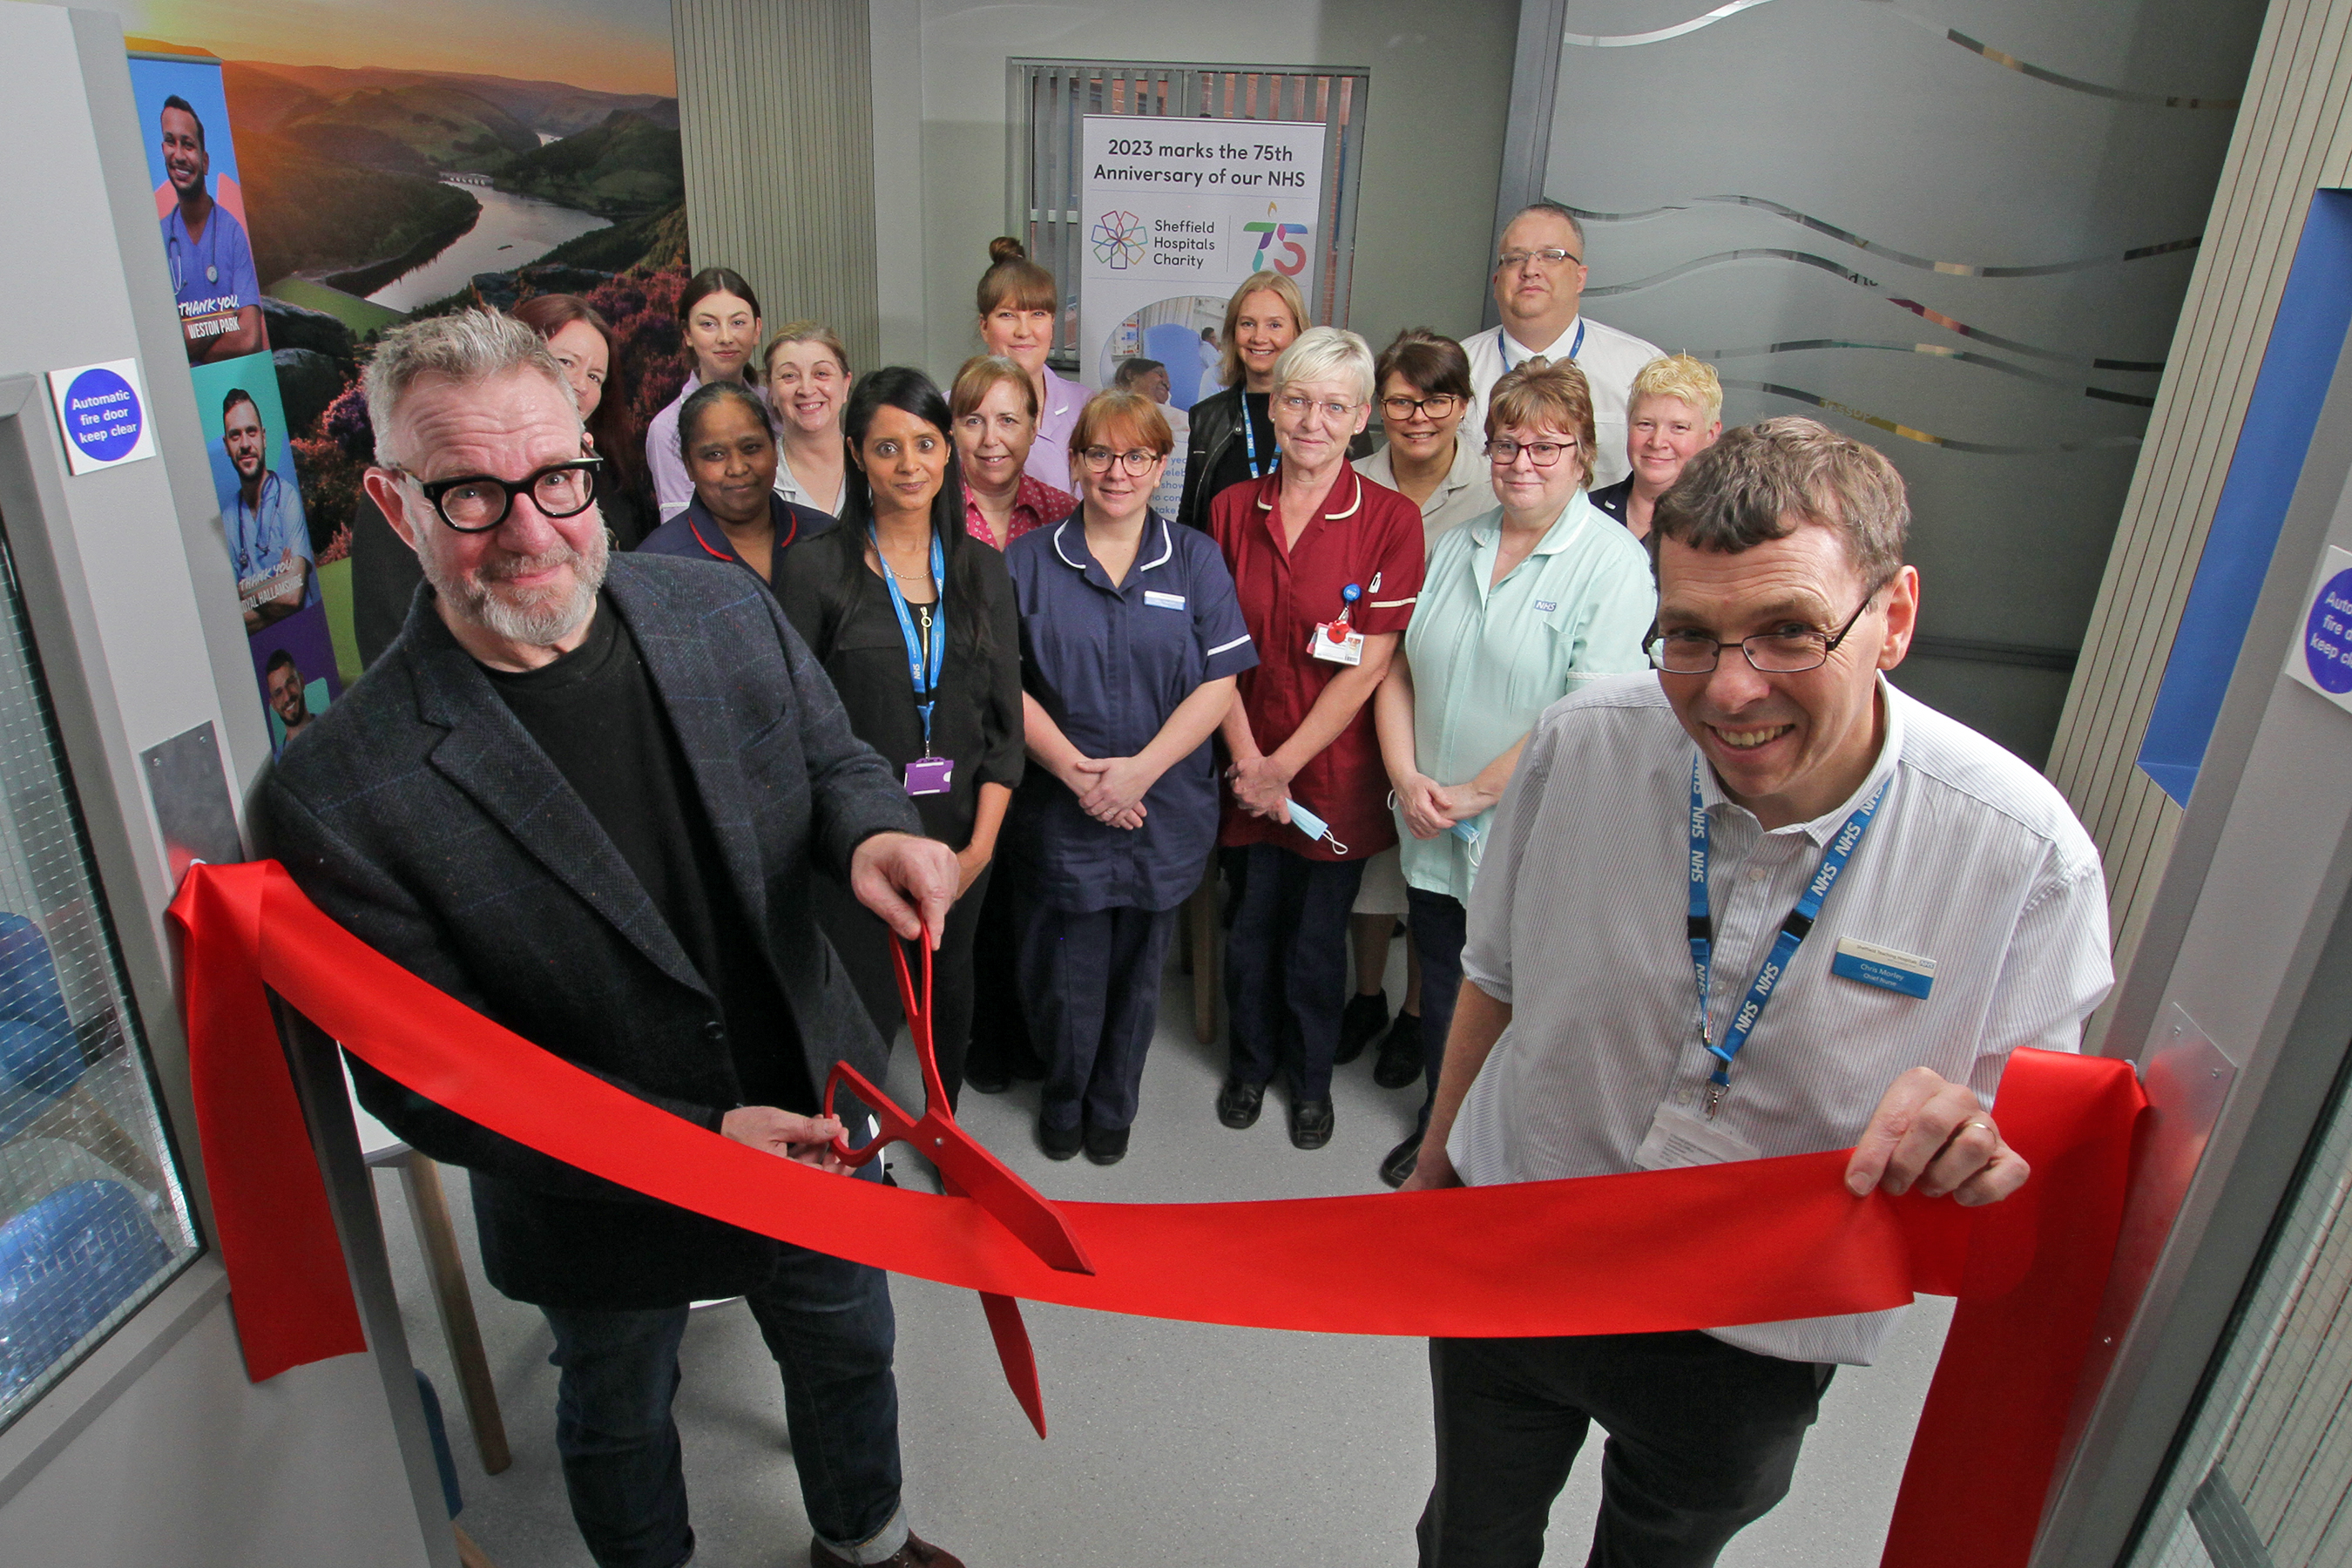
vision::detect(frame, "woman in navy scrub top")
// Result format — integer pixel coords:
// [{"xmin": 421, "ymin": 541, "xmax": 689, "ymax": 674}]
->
[
  {"xmin": 637, "ymin": 382, "xmax": 835, "ymax": 586},
  {"xmin": 1006, "ymin": 391, "xmax": 1257, "ymax": 1164},
  {"xmin": 778, "ymin": 368, "xmax": 1024, "ymax": 1114}
]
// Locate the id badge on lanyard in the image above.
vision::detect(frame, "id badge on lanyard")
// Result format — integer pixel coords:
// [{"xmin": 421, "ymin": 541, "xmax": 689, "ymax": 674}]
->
[
  {"xmin": 1312, "ymin": 581, "xmax": 1366, "ymax": 665},
  {"xmin": 873, "ymin": 525, "xmax": 952, "ymax": 796}
]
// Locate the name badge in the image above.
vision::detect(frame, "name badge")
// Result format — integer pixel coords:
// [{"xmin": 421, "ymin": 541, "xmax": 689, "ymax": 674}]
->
[
  {"xmin": 1310, "ymin": 623, "xmax": 1365, "ymax": 666},
  {"xmin": 1145, "ymin": 591, "xmax": 1186, "ymax": 611},
  {"xmin": 1830, "ymin": 937, "xmax": 1936, "ymax": 999},
  {"xmin": 904, "ymin": 757, "xmax": 953, "ymax": 796},
  {"xmin": 1632, "ymin": 1101, "xmax": 1761, "ymax": 1171},
  {"xmin": 1533, "ymin": 599, "xmax": 1558, "ymax": 613}
]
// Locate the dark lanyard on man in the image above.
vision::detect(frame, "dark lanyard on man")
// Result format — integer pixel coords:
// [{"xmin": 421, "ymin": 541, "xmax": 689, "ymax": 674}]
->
[
  {"xmin": 1686, "ymin": 756, "xmax": 1888, "ymax": 1118},
  {"xmin": 1241, "ymin": 396, "xmax": 1276, "ymax": 478},
  {"xmin": 871, "ymin": 524, "xmax": 950, "ymax": 792},
  {"xmin": 1502, "ymin": 318, "xmax": 1584, "ymax": 375}
]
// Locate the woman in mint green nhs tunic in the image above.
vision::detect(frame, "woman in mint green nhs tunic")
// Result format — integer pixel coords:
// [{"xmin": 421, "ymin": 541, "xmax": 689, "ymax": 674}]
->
[{"xmin": 1369, "ymin": 356, "xmax": 1656, "ymax": 1188}]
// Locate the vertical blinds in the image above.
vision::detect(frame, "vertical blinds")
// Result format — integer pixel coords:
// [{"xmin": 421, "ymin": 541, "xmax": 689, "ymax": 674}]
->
[{"xmin": 1005, "ymin": 59, "xmax": 1370, "ymax": 363}]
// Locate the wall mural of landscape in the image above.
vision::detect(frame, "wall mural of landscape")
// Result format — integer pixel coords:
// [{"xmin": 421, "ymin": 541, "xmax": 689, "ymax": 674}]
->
[{"xmin": 107, "ymin": 0, "xmax": 693, "ymax": 665}]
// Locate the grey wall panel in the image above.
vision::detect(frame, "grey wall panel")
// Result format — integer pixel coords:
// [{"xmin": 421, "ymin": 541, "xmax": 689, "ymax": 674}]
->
[
  {"xmin": 1528, "ymin": 0, "xmax": 2264, "ymax": 767},
  {"xmin": 675, "ymin": 0, "xmax": 882, "ymax": 369},
  {"xmin": 2048, "ymin": 0, "xmax": 2352, "ymax": 1029}
]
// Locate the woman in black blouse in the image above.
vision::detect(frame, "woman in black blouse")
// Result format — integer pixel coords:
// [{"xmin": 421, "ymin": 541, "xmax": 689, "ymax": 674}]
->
[{"xmin": 779, "ymin": 368, "xmax": 1023, "ymax": 1112}]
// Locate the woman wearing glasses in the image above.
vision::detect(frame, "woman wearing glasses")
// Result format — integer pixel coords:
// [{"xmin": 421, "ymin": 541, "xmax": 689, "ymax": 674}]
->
[
  {"xmin": 1003, "ymin": 391, "xmax": 1256, "ymax": 1163},
  {"xmin": 1338, "ymin": 329, "xmax": 1500, "ymax": 1079},
  {"xmin": 1210, "ymin": 328, "xmax": 1427, "ymax": 1152},
  {"xmin": 777, "ymin": 368, "xmax": 1024, "ymax": 1124},
  {"xmin": 1367, "ymin": 356, "xmax": 1655, "ymax": 1186},
  {"xmin": 637, "ymin": 382, "xmax": 837, "ymax": 588}
]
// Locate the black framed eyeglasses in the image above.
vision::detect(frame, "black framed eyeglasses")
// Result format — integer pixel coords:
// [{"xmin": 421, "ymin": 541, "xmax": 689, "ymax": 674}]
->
[
  {"xmin": 1645, "ymin": 579, "xmax": 1891, "ymax": 675},
  {"xmin": 394, "ymin": 456, "xmax": 602, "ymax": 532},
  {"xmin": 1380, "ymin": 393, "xmax": 1462, "ymax": 422},
  {"xmin": 1485, "ymin": 436, "xmax": 1576, "ymax": 469},
  {"xmin": 1079, "ymin": 447, "xmax": 1160, "ymax": 476}
]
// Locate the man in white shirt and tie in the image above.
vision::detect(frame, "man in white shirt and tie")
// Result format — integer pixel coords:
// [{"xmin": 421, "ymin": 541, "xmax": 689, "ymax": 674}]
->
[
  {"xmin": 1463, "ymin": 201, "xmax": 1663, "ymax": 490},
  {"xmin": 1402, "ymin": 416, "xmax": 2113, "ymax": 1566}
]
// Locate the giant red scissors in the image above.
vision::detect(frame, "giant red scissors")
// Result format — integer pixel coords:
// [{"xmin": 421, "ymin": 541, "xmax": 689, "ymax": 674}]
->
[{"xmin": 823, "ymin": 929, "xmax": 1092, "ymax": 1436}]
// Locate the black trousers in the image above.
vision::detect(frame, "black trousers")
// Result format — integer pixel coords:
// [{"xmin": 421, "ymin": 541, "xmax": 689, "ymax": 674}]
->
[
  {"xmin": 1017, "ymin": 897, "xmax": 1179, "ymax": 1133},
  {"xmin": 814, "ymin": 862, "xmax": 990, "ymax": 1112},
  {"xmin": 1419, "ymin": 1331, "xmax": 1833, "ymax": 1568},
  {"xmin": 966, "ymin": 868, "xmax": 1038, "ymax": 1080},
  {"xmin": 1222, "ymin": 844, "xmax": 1365, "ymax": 1103}
]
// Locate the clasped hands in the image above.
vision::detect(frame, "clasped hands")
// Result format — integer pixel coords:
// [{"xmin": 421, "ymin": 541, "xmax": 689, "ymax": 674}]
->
[
  {"xmin": 1226, "ymin": 752, "xmax": 1294, "ymax": 823},
  {"xmin": 1058, "ymin": 754, "xmax": 1155, "ymax": 830},
  {"xmin": 1393, "ymin": 770, "xmax": 1497, "ymax": 841}
]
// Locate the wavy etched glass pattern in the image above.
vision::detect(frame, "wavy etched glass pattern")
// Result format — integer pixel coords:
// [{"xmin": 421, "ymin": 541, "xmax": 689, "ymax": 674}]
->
[{"xmin": 1565, "ymin": 0, "xmax": 2240, "ymax": 107}]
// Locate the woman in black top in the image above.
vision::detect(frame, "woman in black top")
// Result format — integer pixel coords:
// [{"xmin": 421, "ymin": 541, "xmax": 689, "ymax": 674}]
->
[
  {"xmin": 778, "ymin": 368, "xmax": 1023, "ymax": 1112},
  {"xmin": 1173, "ymin": 270, "xmax": 1304, "ymax": 533}
]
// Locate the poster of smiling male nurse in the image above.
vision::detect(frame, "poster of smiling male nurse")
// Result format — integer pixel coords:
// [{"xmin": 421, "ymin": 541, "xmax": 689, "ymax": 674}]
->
[{"xmin": 127, "ymin": 54, "xmax": 268, "ymax": 365}]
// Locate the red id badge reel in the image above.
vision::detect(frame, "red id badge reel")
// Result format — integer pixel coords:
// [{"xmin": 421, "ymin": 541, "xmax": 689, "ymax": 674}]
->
[{"xmin": 1312, "ymin": 581, "xmax": 1366, "ymax": 666}]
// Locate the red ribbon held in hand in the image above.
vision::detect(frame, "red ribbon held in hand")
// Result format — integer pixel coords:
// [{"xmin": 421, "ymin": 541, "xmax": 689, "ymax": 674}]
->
[{"xmin": 168, "ymin": 862, "xmax": 2144, "ymax": 1568}]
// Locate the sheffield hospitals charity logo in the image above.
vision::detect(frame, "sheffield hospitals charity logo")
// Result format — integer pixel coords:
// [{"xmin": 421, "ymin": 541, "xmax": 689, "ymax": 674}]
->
[{"xmin": 1092, "ymin": 210, "xmax": 1147, "ymax": 270}]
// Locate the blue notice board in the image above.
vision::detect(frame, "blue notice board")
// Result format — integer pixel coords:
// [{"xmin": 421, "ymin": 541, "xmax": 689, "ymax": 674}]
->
[{"xmin": 2138, "ymin": 190, "xmax": 2352, "ymax": 806}]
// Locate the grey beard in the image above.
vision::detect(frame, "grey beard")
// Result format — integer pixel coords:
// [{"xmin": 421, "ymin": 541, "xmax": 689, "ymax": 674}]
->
[{"xmin": 423, "ymin": 524, "xmax": 610, "ymax": 647}]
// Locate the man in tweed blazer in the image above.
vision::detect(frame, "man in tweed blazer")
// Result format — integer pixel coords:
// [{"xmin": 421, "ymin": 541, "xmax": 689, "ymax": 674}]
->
[{"xmin": 260, "ymin": 312, "xmax": 965, "ymax": 1568}]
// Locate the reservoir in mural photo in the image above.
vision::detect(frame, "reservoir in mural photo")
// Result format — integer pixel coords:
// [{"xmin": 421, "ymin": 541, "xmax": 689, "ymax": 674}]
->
[{"xmin": 220, "ymin": 58, "xmax": 685, "ymax": 321}]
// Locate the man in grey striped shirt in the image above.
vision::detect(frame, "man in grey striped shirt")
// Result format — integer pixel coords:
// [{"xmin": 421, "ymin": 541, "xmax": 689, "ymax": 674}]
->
[{"xmin": 1403, "ymin": 417, "xmax": 2113, "ymax": 1567}]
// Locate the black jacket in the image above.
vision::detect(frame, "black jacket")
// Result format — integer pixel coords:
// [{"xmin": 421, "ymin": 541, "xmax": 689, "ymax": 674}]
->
[{"xmin": 257, "ymin": 553, "xmax": 920, "ymax": 1308}]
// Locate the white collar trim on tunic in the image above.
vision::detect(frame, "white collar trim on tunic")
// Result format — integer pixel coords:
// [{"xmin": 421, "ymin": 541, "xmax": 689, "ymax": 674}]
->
[
  {"xmin": 1051, "ymin": 515, "xmax": 1173, "ymax": 576},
  {"xmin": 1256, "ymin": 465, "xmax": 1363, "ymax": 520}
]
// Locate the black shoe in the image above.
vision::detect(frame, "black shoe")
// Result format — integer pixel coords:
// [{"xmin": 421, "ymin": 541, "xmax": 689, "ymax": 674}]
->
[
  {"xmin": 1379, "ymin": 1131, "xmax": 1423, "ymax": 1188},
  {"xmin": 1038, "ymin": 1116, "xmax": 1082, "ymax": 1160},
  {"xmin": 1288, "ymin": 1096, "xmax": 1335, "ymax": 1150},
  {"xmin": 1217, "ymin": 1077, "xmax": 1266, "ymax": 1129},
  {"xmin": 1372, "ymin": 1010, "xmax": 1424, "ymax": 1089},
  {"xmin": 1335, "ymin": 992, "xmax": 1389, "ymax": 1064},
  {"xmin": 964, "ymin": 1062, "xmax": 1011, "ymax": 1094},
  {"xmin": 1083, "ymin": 1124, "xmax": 1130, "ymax": 1166}
]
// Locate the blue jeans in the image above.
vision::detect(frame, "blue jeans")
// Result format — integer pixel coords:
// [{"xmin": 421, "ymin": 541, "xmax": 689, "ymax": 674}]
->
[
  {"xmin": 1405, "ymin": 888, "xmax": 1470, "ymax": 1134},
  {"xmin": 1224, "ymin": 844, "xmax": 1367, "ymax": 1103},
  {"xmin": 539, "ymin": 1179, "xmax": 906, "ymax": 1568}
]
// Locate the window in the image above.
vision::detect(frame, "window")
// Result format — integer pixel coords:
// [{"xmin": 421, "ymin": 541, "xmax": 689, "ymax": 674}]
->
[
  {"xmin": 1007, "ymin": 59, "xmax": 1370, "ymax": 366},
  {"xmin": 0, "ymin": 512, "xmax": 199, "ymax": 1429}
]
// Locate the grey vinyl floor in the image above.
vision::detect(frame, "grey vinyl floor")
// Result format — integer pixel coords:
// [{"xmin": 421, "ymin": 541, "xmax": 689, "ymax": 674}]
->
[{"xmin": 371, "ymin": 936, "xmax": 1953, "ymax": 1568}]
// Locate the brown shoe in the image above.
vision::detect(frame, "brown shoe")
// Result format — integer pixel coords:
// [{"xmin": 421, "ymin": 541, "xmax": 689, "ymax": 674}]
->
[{"xmin": 809, "ymin": 1532, "xmax": 965, "ymax": 1568}]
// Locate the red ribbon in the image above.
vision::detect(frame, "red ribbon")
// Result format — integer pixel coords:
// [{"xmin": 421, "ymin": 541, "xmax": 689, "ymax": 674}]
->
[{"xmin": 168, "ymin": 862, "xmax": 2143, "ymax": 1566}]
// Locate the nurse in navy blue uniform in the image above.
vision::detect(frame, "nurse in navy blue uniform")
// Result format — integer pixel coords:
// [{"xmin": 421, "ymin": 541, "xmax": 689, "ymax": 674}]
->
[
  {"xmin": 1006, "ymin": 391, "xmax": 1257, "ymax": 1165},
  {"xmin": 637, "ymin": 381, "xmax": 836, "ymax": 590}
]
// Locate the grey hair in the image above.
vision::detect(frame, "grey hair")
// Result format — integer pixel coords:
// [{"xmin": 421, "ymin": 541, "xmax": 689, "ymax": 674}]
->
[
  {"xmin": 365, "ymin": 309, "xmax": 575, "ymax": 464},
  {"xmin": 1652, "ymin": 416, "xmax": 1909, "ymax": 584},
  {"xmin": 1509, "ymin": 199, "xmax": 1586, "ymax": 252},
  {"xmin": 1270, "ymin": 325, "xmax": 1375, "ymax": 408}
]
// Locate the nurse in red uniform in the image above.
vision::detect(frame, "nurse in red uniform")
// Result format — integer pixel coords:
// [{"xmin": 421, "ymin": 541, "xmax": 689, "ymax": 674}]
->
[{"xmin": 1210, "ymin": 327, "xmax": 1425, "ymax": 1151}]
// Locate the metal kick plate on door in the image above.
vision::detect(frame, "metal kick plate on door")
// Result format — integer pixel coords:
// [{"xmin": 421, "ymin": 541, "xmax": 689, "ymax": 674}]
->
[{"xmin": 139, "ymin": 720, "xmax": 242, "ymax": 883}]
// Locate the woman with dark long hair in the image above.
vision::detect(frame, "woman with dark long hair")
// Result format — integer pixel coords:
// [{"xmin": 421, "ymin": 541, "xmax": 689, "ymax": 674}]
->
[
  {"xmin": 777, "ymin": 368, "xmax": 1024, "ymax": 1123},
  {"xmin": 646, "ymin": 266, "xmax": 763, "ymax": 523}
]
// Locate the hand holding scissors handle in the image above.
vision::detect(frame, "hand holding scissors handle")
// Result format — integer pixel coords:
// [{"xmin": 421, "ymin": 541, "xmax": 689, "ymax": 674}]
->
[{"xmin": 823, "ymin": 929, "xmax": 1095, "ymax": 1278}]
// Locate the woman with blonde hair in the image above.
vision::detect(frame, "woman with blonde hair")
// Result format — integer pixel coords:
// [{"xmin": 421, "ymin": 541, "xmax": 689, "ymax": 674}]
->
[
  {"xmin": 761, "ymin": 321, "xmax": 853, "ymax": 516},
  {"xmin": 1367, "ymin": 355, "xmax": 1653, "ymax": 1186},
  {"xmin": 1173, "ymin": 270, "xmax": 1309, "ymax": 533},
  {"xmin": 950, "ymin": 355, "xmax": 1076, "ymax": 551},
  {"xmin": 1589, "ymin": 353, "xmax": 1723, "ymax": 538},
  {"xmin": 975, "ymin": 238, "xmax": 1080, "ymax": 494},
  {"xmin": 1210, "ymin": 327, "xmax": 1425, "ymax": 1152}
]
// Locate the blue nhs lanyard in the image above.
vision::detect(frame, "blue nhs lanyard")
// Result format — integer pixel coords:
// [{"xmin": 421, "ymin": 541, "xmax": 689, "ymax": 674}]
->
[
  {"xmin": 1241, "ymin": 396, "xmax": 1276, "ymax": 478},
  {"xmin": 871, "ymin": 525, "xmax": 946, "ymax": 755},
  {"xmin": 1686, "ymin": 756, "xmax": 1888, "ymax": 1117},
  {"xmin": 1502, "ymin": 318, "xmax": 1583, "ymax": 374}
]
